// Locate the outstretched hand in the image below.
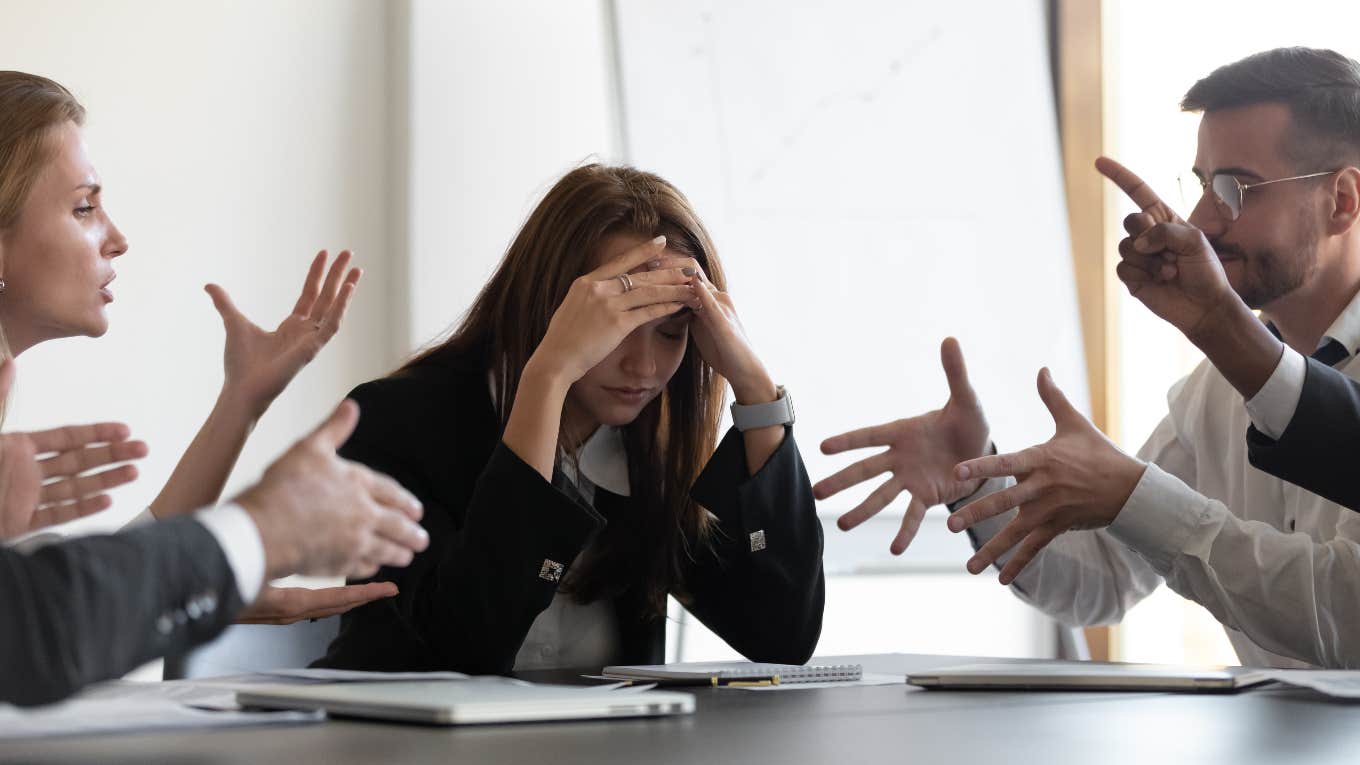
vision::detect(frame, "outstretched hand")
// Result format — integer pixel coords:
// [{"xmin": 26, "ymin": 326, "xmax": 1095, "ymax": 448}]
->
[
  {"xmin": 812, "ymin": 338, "xmax": 990, "ymax": 554},
  {"xmin": 235, "ymin": 400, "xmax": 428, "ymax": 582},
  {"xmin": 0, "ymin": 360, "xmax": 148, "ymax": 539},
  {"xmin": 948, "ymin": 368, "xmax": 1144, "ymax": 584},
  {"xmin": 236, "ymin": 582, "xmax": 398, "ymax": 624},
  {"xmin": 208, "ymin": 250, "xmax": 361, "ymax": 417}
]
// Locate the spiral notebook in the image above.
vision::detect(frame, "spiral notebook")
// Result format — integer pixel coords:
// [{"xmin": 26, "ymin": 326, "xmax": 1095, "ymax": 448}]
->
[{"xmin": 602, "ymin": 661, "xmax": 863, "ymax": 686}]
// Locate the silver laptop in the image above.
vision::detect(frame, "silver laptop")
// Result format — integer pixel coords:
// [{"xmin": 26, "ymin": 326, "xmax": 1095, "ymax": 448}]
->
[
  {"xmin": 237, "ymin": 678, "xmax": 695, "ymax": 725},
  {"xmin": 906, "ymin": 661, "xmax": 1275, "ymax": 693}
]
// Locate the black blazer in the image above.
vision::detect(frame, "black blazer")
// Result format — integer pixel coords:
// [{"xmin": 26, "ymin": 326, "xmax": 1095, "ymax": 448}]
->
[
  {"xmin": 0, "ymin": 517, "xmax": 243, "ymax": 706},
  {"xmin": 314, "ymin": 352, "xmax": 825, "ymax": 673},
  {"xmin": 1247, "ymin": 356, "xmax": 1360, "ymax": 511}
]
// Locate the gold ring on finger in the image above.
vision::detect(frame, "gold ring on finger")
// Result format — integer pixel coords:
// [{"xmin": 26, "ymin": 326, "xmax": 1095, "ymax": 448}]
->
[{"xmin": 617, "ymin": 273, "xmax": 633, "ymax": 293}]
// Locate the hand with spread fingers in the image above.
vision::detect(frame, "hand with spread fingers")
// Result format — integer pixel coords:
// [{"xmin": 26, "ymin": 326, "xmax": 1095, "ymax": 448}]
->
[
  {"xmin": 234, "ymin": 400, "xmax": 429, "ymax": 582},
  {"xmin": 811, "ymin": 338, "xmax": 991, "ymax": 554},
  {"xmin": 528, "ymin": 235, "xmax": 699, "ymax": 386},
  {"xmin": 1097, "ymin": 156, "xmax": 1238, "ymax": 339},
  {"xmin": 150, "ymin": 250, "xmax": 364, "ymax": 520},
  {"xmin": 236, "ymin": 581, "xmax": 399, "ymax": 625},
  {"xmin": 948, "ymin": 368, "xmax": 1146, "ymax": 585},
  {"xmin": 208, "ymin": 249, "xmax": 361, "ymax": 418},
  {"xmin": 0, "ymin": 360, "xmax": 148, "ymax": 540}
]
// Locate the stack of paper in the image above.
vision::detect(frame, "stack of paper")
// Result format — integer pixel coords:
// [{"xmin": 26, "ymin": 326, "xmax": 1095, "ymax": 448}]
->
[{"xmin": 0, "ymin": 668, "xmax": 473, "ymax": 740}]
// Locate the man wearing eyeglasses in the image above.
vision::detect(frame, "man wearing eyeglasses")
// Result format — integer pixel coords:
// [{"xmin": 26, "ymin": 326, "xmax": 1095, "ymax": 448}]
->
[
  {"xmin": 816, "ymin": 47, "xmax": 1360, "ymax": 669},
  {"xmin": 1102, "ymin": 155, "xmax": 1360, "ymax": 513}
]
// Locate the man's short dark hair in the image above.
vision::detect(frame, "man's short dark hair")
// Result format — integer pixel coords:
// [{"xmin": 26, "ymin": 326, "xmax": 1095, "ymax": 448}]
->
[{"xmin": 1182, "ymin": 47, "xmax": 1360, "ymax": 169}]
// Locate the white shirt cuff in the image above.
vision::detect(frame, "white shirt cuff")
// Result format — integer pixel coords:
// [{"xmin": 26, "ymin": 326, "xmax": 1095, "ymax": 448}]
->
[
  {"xmin": 1244, "ymin": 346, "xmax": 1306, "ymax": 440},
  {"xmin": 1106, "ymin": 463, "xmax": 1213, "ymax": 571},
  {"xmin": 196, "ymin": 503, "xmax": 265, "ymax": 605}
]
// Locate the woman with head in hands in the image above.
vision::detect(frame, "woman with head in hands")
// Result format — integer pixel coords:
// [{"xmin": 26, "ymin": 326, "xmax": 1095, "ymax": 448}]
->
[
  {"xmin": 0, "ymin": 70, "xmax": 390, "ymax": 623},
  {"xmin": 316, "ymin": 163, "xmax": 824, "ymax": 672}
]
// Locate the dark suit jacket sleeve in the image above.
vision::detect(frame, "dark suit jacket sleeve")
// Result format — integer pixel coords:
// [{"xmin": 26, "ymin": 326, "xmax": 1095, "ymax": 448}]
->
[
  {"xmin": 684, "ymin": 426, "xmax": 825, "ymax": 664},
  {"xmin": 336, "ymin": 383, "xmax": 605, "ymax": 674},
  {"xmin": 1247, "ymin": 357, "xmax": 1360, "ymax": 511},
  {"xmin": 0, "ymin": 517, "xmax": 243, "ymax": 707}
]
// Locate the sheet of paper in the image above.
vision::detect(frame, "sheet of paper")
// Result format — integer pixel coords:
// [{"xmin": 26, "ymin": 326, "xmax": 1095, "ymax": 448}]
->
[
  {"xmin": 80, "ymin": 670, "xmax": 474, "ymax": 712},
  {"xmin": 80, "ymin": 679, "xmax": 250, "ymax": 711},
  {"xmin": 1264, "ymin": 670, "xmax": 1360, "ymax": 698},
  {"xmin": 0, "ymin": 698, "xmax": 320, "ymax": 740}
]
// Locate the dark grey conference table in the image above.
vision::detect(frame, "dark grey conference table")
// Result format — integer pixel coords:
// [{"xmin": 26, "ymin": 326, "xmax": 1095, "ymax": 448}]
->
[{"xmin": 5, "ymin": 653, "xmax": 1359, "ymax": 764}]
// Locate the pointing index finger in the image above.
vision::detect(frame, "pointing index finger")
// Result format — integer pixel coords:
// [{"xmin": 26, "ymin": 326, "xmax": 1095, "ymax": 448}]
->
[{"xmin": 1095, "ymin": 156, "xmax": 1179, "ymax": 222}]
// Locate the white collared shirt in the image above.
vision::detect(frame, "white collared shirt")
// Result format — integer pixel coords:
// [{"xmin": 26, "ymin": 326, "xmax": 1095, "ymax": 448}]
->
[
  {"xmin": 195, "ymin": 504, "xmax": 265, "ymax": 604},
  {"xmin": 962, "ymin": 290, "xmax": 1360, "ymax": 669},
  {"xmin": 1246, "ymin": 294, "xmax": 1360, "ymax": 438},
  {"xmin": 1243, "ymin": 345, "xmax": 1308, "ymax": 440},
  {"xmin": 512, "ymin": 425, "xmax": 629, "ymax": 671}
]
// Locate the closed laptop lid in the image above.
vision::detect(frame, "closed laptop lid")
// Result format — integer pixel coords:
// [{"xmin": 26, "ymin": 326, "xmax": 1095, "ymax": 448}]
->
[
  {"xmin": 906, "ymin": 662, "xmax": 1274, "ymax": 692},
  {"xmin": 237, "ymin": 678, "xmax": 695, "ymax": 725}
]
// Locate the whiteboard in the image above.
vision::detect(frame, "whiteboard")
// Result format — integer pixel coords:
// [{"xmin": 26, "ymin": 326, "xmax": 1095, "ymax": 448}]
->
[{"xmin": 613, "ymin": 0, "xmax": 1087, "ymax": 518}]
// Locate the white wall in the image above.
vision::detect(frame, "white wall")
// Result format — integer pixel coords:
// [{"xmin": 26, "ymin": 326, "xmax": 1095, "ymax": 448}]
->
[
  {"xmin": 620, "ymin": 0, "xmax": 1077, "ymax": 661},
  {"xmin": 0, "ymin": 0, "xmax": 398, "ymax": 531},
  {"xmin": 404, "ymin": 0, "xmax": 619, "ymax": 348}
]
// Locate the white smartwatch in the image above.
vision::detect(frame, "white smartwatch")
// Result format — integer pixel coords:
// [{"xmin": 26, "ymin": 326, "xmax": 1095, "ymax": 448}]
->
[{"xmin": 730, "ymin": 386, "xmax": 795, "ymax": 431}]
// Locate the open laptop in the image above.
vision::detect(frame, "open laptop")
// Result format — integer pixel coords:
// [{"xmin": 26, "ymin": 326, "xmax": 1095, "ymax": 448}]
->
[
  {"xmin": 906, "ymin": 661, "xmax": 1275, "ymax": 693},
  {"xmin": 237, "ymin": 678, "xmax": 695, "ymax": 725}
]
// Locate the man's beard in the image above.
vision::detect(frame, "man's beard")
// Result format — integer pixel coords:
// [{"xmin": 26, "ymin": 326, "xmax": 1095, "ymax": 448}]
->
[{"xmin": 1213, "ymin": 229, "xmax": 1320, "ymax": 309}]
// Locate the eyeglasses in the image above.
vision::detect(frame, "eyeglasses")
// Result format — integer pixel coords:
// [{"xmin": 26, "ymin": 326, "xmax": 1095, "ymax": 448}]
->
[{"xmin": 1178, "ymin": 169, "xmax": 1339, "ymax": 221}]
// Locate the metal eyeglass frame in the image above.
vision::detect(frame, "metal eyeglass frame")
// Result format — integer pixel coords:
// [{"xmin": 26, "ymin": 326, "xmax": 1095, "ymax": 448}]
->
[{"xmin": 1181, "ymin": 169, "xmax": 1339, "ymax": 221}]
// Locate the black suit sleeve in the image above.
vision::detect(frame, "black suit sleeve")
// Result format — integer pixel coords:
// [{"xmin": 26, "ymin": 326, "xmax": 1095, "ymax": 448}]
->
[
  {"xmin": 0, "ymin": 517, "xmax": 243, "ymax": 707},
  {"xmin": 415, "ymin": 445, "xmax": 603, "ymax": 674},
  {"xmin": 336, "ymin": 395, "xmax": 605, "ymax": 674},
  {"xmin": 684, "ymin": 426, "xmax": 825, "ymax": 664},
  {"xmin": 1247, "ymin": 357, "xmax": 1360, "ymax": 511}
]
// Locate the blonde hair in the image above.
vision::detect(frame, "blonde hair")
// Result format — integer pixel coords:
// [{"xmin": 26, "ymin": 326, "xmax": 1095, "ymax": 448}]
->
[{"xmin": 0, "ymin": 72, "xmax": 87, "ymax": 418}]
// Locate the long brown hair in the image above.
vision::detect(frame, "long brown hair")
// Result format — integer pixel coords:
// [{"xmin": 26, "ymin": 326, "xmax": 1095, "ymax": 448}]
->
[
  {"xmin": 404, "ymin": 163, "xmax": 728, "ymax": 616},
  {"xmin": 0, "ymin": 71, "xmax": 88, "ymax": 419}
]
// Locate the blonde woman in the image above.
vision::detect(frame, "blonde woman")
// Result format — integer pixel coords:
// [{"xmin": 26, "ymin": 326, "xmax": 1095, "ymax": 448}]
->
[{"xmin": 0, "ymin": 70, "xmax": 390, "ymax": 623}]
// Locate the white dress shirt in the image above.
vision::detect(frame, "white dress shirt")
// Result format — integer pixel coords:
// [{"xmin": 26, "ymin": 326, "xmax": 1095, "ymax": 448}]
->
[
  {"xmin": 1243, "ymin": 345, "xmax": 1308, "ymax": 440},
  {"xmin": 195, "ymin": 503, "xmax": 265, "ymax": 604},
  {"xmin": 1245, "ymin": 297, "xmax": 1360, "ymax": 438},
  {"xmin": 961, "ymin": 290, "xmax": 1360, "ymax": 669},
  {"xmin": 512, "ymin": 425, "xmax": 629, "ymax": 671}
]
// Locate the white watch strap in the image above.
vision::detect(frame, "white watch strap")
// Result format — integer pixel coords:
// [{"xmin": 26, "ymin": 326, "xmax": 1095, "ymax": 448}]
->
[{"xmin": 730, "ymin": 386, "xmax": 795, "ymax": 431}]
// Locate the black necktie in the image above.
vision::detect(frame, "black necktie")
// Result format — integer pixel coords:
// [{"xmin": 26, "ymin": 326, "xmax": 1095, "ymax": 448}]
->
[{"xmin": 1312, "ymin": 338, "xmax": 1350, "ymax": 368}]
